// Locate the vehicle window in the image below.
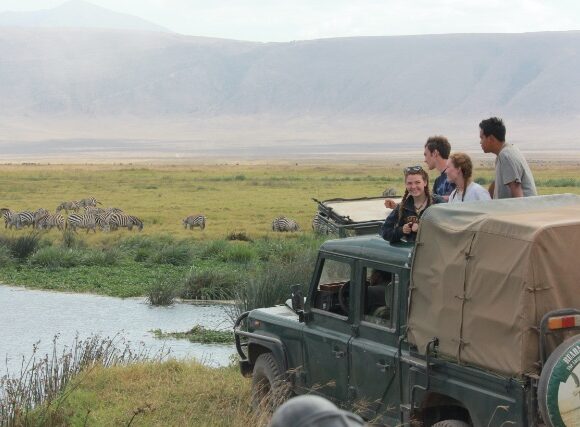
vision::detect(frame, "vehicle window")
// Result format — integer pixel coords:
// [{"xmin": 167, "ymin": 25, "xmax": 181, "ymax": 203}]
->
[
  {"xmin": 312, "ymin": 258, "xmax": 351, "ymax": 317},
  {"xmin": 362, "ymin": 266, "xmax": 397, "ymax": 329}
]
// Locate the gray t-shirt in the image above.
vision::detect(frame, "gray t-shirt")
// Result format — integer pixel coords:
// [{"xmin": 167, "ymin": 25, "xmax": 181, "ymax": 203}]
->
[{"xmin": 494, "ymin": 144, "xmax": 537, "ymax": 199}]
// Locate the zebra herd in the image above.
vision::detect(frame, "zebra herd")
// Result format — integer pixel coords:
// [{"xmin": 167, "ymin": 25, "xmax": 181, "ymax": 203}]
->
[{"xmin": 1, "ymin": 197, "xmax": 144, "ymax": 233}]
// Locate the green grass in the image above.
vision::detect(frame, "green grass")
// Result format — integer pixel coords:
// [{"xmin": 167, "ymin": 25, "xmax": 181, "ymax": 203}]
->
[{"xmin": 151, "ymin": 325, "xmax": 234, "ymax": 344}]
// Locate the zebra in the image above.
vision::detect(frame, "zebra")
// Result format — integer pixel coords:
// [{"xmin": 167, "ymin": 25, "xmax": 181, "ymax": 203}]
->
[
  {"xmin": 9, "ymin": 211, "xmax": 35, "ymax": 229},
  {"xmin": 311, "ymin": 213, "xmax": 339, "ymax": 235},
  {"xmin": 66, "ymin": 213, "xmax": 97, "ymax": 233},
  {"xmin": 36, "ymin": 212, "xmax": 65, "ymax": 231},
  {"xmin": 56, "ymin": 201, "xmax": 80, "ymax": 214},
  {"xmin": 109, "ymin": 213, "xmax": 143, "ymax": 231},
  {"xmin": 78, "ymin": 197, "xmax": 101, "ymax": 208},
  {"xmin": 182, "ymin": 215, "xmax": 206, "ymax": 230},
  {"xmin": 33, "ymin": 208, "xmax": 49, "ymax": 229},
  {"xmin": 272, "ymin": 216, "xmax": 300, "ymax": 232},
  {"xmin": 0, "ymin": 208, "xmax": 14, "ymax": 228},
  {"xmin": 382, "ymin": 187, "xmax": 398, "ymax": 197}
]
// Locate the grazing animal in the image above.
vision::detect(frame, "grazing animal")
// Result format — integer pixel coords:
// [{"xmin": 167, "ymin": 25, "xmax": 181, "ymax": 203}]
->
[
  {"xmin": 382, "ymin": 187, "xmax": 398, "ymax": 197},
  {"xmin": 272, "ymin": 216, "xmax": 300, "ymax": 232},
  {"xmin": 78, "ymin": 197, "xmax": 101, "ymax": 208},
  {"xmin": 66, "ymin": 213, "xmax": 97, "ymax": 233},
  {"xmin": 9, "ymin": 211, "xmax": 35, "ymax": 229},
  {"xmin": 182, "ymin": 215, "xmax": 206, "ymax": 230},
  {"xmin": 56, "ymin": 201, "xmax": 80, "ymax": 214},
  {"xmin": 0, "ymin": 208, "xmax": 14, "ymax": 228},
  {"xmin": 109, "ymin": 213, "xmax": 143, "ymax": 231},
  {"xmin": 36, "ymin": 212, "xmax": 65, "ymax": 231},
  {"xmin": 311, "ymin": 213, "xmax": 338, "ymax": 235}
]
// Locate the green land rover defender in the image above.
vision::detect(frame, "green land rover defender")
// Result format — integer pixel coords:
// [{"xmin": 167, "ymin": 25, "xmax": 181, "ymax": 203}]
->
[{"xmin": 234, "ymin": 195, "xmax": 580, "ymax": 427}]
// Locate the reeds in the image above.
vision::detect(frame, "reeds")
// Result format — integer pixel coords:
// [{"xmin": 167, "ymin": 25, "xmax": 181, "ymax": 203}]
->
[{"xmin": 0, "ymin": 333, "xmax": 168, "ymax": 426}]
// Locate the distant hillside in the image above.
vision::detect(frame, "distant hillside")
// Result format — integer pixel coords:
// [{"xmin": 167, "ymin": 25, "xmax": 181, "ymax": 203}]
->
[
  {"xmin": 0, "ymin": 0, "xmax": 168, "ymax": 32},
  {"xmin": 0, "ymin": 28, "xmax": 579, "ymax": 118}
]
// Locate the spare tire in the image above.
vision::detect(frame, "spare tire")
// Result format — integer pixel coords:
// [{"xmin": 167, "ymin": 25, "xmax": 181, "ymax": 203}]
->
[{"xmin": 538, "ymin": 334, "xmax": 580, "ymax": 427}]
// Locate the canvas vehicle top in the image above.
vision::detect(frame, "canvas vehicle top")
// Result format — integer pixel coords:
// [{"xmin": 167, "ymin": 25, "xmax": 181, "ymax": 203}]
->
[{"xmin": 408, "ymin": 194, "xmax": 580, "ymax": 376}]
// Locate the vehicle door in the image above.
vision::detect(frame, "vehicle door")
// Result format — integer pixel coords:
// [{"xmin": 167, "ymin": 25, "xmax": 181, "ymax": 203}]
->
[
  {"xmin": 302, "ymin": 255, "xmax": 353, "ymax": 403},
  {"xmin": 348, "ymin": 262, "xmax": 403, "ymax": 423}
]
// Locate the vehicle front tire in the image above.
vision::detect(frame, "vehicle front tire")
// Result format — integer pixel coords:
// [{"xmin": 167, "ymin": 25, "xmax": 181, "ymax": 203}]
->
[
  {"xmin": 431, "ymin": 420, "xmax": 470, "ymax": 427},
  {"xmin": 251, "ymin": 352, "xmax": 291, "ymax": 412}
]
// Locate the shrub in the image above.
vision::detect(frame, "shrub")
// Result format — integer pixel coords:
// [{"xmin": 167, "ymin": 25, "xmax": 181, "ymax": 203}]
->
[
  {"xmin": 146, "ymin": 277, "xmax": 178, "ymax": 306},
  {"xmin": 220, "ymin": 243, "xmax": 256, "ymax": 264},
  {"xmin": 0, "ymin": 244, "xmax": 14, "ymax": 267},
  {"xmin": 149, "ymin": 244, "xmax": 192, "ymax": 266},
  {"xmin": 9, "ymin": 233, "xmax": 40, "ymax": 261},
  {"xmin": 198, "ymin": 240, "xmax": 229, "ymax": 260},
  {"xmin": 80, "ymin": 247, "xmax": 121, "ymax": 266},
  {"xmin": 180, "ymin": 267, "xmax": 240, "ymax": 300},
  {"xmin": 226, "ymin": 230, "xmax": 252, "ymax": 242},
  {"xmin": 29, "ymin": 247, "xmax": 79, "ymax": 268},
  {"xmin": 474, "ymin": 176, "xmax": 490, "ymax": 185},
  {"xmin": 61, "ymin": 229, "xmax": 85, "ymax": 249}
]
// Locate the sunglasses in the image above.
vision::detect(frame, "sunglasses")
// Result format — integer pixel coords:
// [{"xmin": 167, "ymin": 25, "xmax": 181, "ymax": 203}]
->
[{"xmin": 404, "ymin": 165, "xmax": 424, "ymax": 174}]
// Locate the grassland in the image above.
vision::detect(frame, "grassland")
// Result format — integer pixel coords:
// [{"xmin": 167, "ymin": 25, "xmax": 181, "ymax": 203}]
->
[{"xmin": 0, "ymin": 161, "xmax": 578, "ymax": 299}]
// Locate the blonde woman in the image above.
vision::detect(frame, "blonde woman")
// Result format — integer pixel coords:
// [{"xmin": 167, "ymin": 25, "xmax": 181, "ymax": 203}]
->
[
  {"xmin": 380, "ymin": 166, "xmax": 444, "ymax": 243},
  {"xmin": 446, "ymin": 152, "xmax": 491, "ymax": 203}
]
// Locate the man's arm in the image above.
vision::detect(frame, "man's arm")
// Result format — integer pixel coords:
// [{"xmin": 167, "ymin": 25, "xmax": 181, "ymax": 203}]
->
[{"xmin": 507, "ymin": 181, "xmax": 524, "ymax": 198}]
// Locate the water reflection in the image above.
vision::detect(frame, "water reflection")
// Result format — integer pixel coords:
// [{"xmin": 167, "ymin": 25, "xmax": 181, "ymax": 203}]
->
[{"xmin": 0, "ymin": 284, "xmax": 236, "ymax": 377}]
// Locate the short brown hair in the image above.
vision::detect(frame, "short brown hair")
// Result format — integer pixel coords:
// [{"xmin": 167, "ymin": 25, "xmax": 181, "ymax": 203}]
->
[{"xmin": 424, "ymin": 136, "xmax": 451, "ymax": 159}]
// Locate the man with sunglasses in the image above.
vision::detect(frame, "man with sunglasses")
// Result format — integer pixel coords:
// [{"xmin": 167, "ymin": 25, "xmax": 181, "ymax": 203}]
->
[
  {"xmin": 479, "ymin": 117, "xmax": 537, "ymax": 199},
  {"xmin": 424, "ymin": 135, "xmax": 455, "ymax": 201}
]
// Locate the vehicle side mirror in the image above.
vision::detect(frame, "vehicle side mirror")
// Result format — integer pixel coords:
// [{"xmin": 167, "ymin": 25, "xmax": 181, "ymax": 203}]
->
[{"xmin": 290, "ymin": 284, "xmax": 305, "ymax": 322}]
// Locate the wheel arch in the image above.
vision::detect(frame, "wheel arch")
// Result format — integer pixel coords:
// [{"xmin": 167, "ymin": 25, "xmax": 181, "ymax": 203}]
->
[
  {"xmin": 248, "ymin": 340, "xmax": 288, "ymax": 373},
  {"xmin": 419, "ymin": 392, "xmax": 472, "ymax": 426}
]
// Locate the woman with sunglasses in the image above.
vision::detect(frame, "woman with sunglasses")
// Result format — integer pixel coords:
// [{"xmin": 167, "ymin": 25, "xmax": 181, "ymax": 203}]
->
[
  {"xmin": 381, "ymin": 165, "xmax": 443, "ymax": 243},
  {"xmin": 446, "ymin": 152, "xmax": 491, "ymax": 203}
]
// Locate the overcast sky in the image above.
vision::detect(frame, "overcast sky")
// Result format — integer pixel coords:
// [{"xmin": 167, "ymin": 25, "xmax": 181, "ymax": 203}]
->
[{"xmin": 0, "ymin": 0, "xmax": 579, "ymax": 42}]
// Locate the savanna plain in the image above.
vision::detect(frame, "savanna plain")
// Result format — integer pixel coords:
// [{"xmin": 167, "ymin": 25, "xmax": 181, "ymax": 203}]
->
[{"xmin": 1, "ymin": 160, "xmax": 579, "ymax": 426}]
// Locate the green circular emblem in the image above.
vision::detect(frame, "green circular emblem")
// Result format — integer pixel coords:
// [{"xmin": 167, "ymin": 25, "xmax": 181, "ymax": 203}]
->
[{"xmin": 539, "ymin": 337, "xmax": 580, "ymax": 427}]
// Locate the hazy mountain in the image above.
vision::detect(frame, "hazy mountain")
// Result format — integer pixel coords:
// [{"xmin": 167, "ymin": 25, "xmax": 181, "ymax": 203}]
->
[
  {"xmin": 0, "ymin": 27, "xmax": 579, "ymax": 159},
  {"xmin": 0, "ymin": 0, "xmax": 168, "ymax": 32},
  {"xmin": 0, "ymin": 28, "xmax": 579, "ymax": 118}
]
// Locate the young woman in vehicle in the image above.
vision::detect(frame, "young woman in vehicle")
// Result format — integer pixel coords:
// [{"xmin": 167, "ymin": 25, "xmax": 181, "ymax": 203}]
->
[
  {"xmin": 381, "ymin": 165, "xmax": 443, "ymax": 243},
  {"xmin": 446, "ymin": 152, "xmax": 492, "ymax": 203}
]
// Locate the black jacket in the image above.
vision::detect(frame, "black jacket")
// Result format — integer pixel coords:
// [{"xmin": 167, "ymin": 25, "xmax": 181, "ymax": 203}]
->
[{"xmin": 380, "ymin": 195, "xmax": 444, "ymax": 243}]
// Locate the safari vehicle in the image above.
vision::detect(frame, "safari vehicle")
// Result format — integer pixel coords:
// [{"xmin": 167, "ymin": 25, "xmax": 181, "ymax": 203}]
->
[
  {"xmin": 312, "ymin": 195, "xmax": 401, "ymax": 237},
  {"xmin": 234, "ymin": 194, "xmax": 580, "ymax": 426}
]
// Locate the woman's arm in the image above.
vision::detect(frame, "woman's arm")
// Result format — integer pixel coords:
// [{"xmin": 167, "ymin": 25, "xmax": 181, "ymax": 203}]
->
[{"xmin": 380, "ymin": 206, "xmax": 404, "ymax": 243}]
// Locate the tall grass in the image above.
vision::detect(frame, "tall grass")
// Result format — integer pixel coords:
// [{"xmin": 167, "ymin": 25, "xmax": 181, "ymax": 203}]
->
[{"xmin": 0, "ymin": 334, "xmax": 168, "ymax": 426}]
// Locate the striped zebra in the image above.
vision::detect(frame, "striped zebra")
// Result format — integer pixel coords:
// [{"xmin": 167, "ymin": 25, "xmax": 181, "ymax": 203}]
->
[
  {"xmin": 109, "ymin": 213, "xmax": 143, "ymax": 232},
  {"xmin": 66, "ymin": 213, "xmax": 97, "ymax": 233},
  {"xmin": 78, "ymin": 197, "xmax": 101, "ymax": 208},
  {"xmin": 311, "ymin": 213, "xmax": 339, "ymax": 235},
  {"xmin": 182, "ymin": 215, "xmax": 206, "ymax": 230},
  {"xmin": 56, "ymin": 201, "xmax": 80, "ymax": 214},
  {"xmin": 0, "ymin": 208, "xmax": 14, "ymax": 228},
  {"xmin": 9, "ymin": 211, "xmax": 35, "ymax": 229},
  {"xmin": 35, "ymin": 212, "xmax": 65, "ymax": 231},
  {"xmin": 271, "ymin": 216, "xmax": 300, "ymax": 232}
]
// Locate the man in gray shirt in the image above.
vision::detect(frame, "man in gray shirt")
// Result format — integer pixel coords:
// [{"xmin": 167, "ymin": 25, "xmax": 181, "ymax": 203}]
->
[{"xmin": 479, "ymin": 117, "xmax": 537, "ymax": 199}]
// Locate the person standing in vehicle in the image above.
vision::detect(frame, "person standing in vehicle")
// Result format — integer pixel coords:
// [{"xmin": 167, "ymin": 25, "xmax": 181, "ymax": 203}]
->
[
  {"xmin": 479, "ymin": 117, "xmax": 537, "ymax": 199},
  {"xmin": 446, "ymin": 152, "xmax": 491, "ymax": 203},
  {"xmin": 424, "ymin": 136, "xmax": 455, "ymax": 201},
  {"xmin": 380, "ymin": 166, "xmax": 444, "ymax": 243}
]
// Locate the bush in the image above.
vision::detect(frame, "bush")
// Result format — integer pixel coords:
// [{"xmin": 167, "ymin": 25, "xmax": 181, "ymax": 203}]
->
[
  {"xmin": 220, "ymin": 243, "xmax": 256, "ymax": 263},
  {"xmin": 0, "ymin": 244, "xmax": 14, "ymax": 267},
  {"xmin": 9, "ymin": 233, "xmax": 40, "ymax": 261},
  {"xmin": 180, "ymin": 267, "xmax": 240, "ymax": 300},
  {"xmin": 61, "ymin": 229, "xmax": 86, "ymax": 249},
  {"xmin": 29, "ymin": 246, "xmax": 79, "ymax": 268},
  {"xmin": 197, "ymin": 240, "xmax": 229, "ymax": 260},
  {"xmin": 149, "ymin": 244, "xmax": 192, "ymax": 266},
  {"xmin": 147, "ymin": 277, "xmax": 178, "ymax": 306},
  {"xmin": 226, "ymin": 231, "xmax": 252, "ymax": 242},
  {"xmin": 79, "ymin": 247, "xmax": 121, "ymax": 266}
]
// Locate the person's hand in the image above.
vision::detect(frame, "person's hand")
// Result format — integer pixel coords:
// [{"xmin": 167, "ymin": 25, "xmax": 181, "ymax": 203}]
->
[
  {"xmin": 402, "ymin": 223, "xmax": 412, "ymax": 234},
  {"xmin": 411, "ymin": 223, "xmax": 419, "ymax": 233},
  {"xmin": 384, "ymin": 198, "xmax": 396, "ymax": 209}
]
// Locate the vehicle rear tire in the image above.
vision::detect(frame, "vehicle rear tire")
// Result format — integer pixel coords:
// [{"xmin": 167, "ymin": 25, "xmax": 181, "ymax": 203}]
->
[
  {"xmin": 251, "ymin": 352, "xmax": 291, "ymax": 412},
  {"xmin": 431, "ymin": 420, "xmax": 470, "ymax": 427}
]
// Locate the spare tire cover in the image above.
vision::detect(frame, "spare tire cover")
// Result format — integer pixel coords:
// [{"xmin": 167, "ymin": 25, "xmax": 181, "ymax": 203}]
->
[{"xmin": 538, "ymin": 335, "xmax": 580, "ymax": 427}]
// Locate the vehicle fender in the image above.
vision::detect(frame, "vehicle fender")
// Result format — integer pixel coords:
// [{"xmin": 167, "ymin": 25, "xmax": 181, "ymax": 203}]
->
[{"xmin": 248, "ymin": 339, "xmax": 288, "ymax": 372}]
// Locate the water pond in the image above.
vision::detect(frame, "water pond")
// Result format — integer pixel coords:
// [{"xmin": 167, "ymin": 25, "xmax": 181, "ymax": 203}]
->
[{"xmin": 0, "ymin": 284, "xmax": 237, "ymax": 378}]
